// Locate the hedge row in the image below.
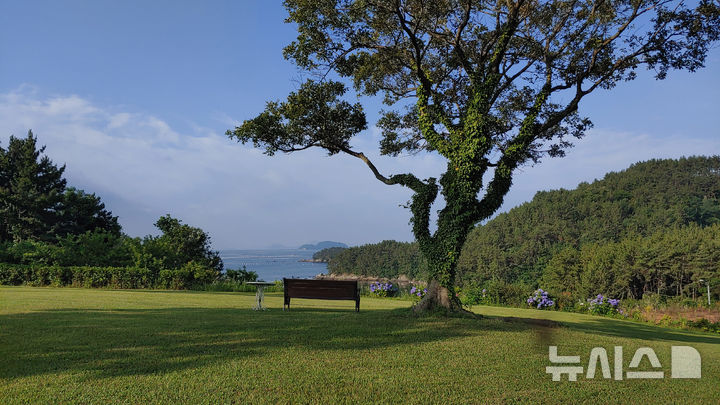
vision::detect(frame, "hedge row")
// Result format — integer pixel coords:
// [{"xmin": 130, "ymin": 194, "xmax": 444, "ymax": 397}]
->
[{"xmin": 0, "ymin": 262, "xmax": 218, "ymax": 290}]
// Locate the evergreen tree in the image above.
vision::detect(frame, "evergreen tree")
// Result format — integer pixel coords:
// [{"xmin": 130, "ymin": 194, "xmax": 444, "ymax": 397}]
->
[
  {"xmin": 53, "ymin": 187, "xmax": 121, "ymax": 237},
  {"xmin": 0, "ymin": 131, "xmax": 66, "ymax": 242}
]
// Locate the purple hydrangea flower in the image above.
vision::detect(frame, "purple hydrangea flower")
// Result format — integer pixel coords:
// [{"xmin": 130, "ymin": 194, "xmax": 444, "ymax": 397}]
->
[{"xmin": 528, "ymin": 288, "xmax": 554, "ymax": 309}]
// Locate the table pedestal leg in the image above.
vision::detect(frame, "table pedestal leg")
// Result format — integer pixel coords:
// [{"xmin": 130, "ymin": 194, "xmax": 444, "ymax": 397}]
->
[{"xmin": 253, "ymin": 286, "xmax": 266, "ymax": 310}]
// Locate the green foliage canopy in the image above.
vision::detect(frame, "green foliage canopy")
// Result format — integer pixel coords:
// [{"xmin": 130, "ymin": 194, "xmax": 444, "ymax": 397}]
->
[
  {"xmin": 132, "ymin": 215, "xmax": 223, "ymax": 275},
  {"xmin": 328, "ymin": 240, "xmax": 427, "ymax": 279},
  {"xmin": 312, "ymin": 246, "xmax": 348, "ymax": 262},
  {"xmin": 229, "ymin": 0, "xmax": 720, "ymax": 310},
  {"xmin": 0, "ymin": 131, "xmax": 67, "ymax": 242},
  {"xmin": 458, "ymin": 156, "xmax": 720, "ymax": 284},
  {"xmin": 0, "ymin": 131, "xmax": 120, "ymax": 242}
]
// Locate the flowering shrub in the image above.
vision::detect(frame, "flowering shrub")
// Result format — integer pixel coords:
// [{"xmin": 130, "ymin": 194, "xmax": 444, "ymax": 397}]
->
[
  {"xmin": 409, "ymin": 285, "xmax": 428, "ymax": 300},
  {"xmin": 588, "ymin": 294, "xmax": 620, "ymax": 315},
  {"xmin": 527, "ymin": 288, "xmax": 555, "ymax": 309},
  {"xmin": 369, "ymin": 281, "xmax": 396, "ymax": 297}
]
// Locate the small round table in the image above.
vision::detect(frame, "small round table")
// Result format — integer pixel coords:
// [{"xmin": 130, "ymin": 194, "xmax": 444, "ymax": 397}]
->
[{"xmin": 246, "ymin": 281, "xmax": 276, "ymax": 310}]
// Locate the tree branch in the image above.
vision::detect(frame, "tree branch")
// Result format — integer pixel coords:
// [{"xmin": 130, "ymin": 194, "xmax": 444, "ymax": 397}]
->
[
  {"xmin": 395, "ymin": 2, "xmax": 456, "ymax": 152},
  {"xmin": 338, "ymin": 146, "xmax": 396, "ymax": 185},
  {"xmin": 475, "ymin": 76, "xmax": 552, "ymax": 222},
  {"xmin": 337, "ymin": 145, "xmax": 432, "ymax": 192},
  {"xmin": 340, "ymin": 144, "xmax": 436, "ymax": 243},
  {"xmin": 452, "ymin": 1, "xmax": 474, "ymax": 76}
]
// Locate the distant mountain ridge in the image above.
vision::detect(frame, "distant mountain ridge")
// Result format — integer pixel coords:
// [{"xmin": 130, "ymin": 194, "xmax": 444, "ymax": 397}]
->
[{"xmin": 298, "ymin": 241, "xmax": 348, "ymax": 250}]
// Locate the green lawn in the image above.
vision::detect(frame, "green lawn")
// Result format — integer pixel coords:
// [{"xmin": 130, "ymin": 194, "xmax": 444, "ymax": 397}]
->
[{"xmin": 1, "ymin": 287, "xmax": 718, "ymax": 404}]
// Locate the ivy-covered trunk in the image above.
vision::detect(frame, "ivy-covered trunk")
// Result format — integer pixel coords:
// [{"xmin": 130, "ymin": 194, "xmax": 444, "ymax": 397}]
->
[
  {"xmin": 411, "ymin": 163, "xmax": 480, "ymax": 313},
  {"xmin": 413, "ymin": 239, "xmax": 467, "ymax": 313}
]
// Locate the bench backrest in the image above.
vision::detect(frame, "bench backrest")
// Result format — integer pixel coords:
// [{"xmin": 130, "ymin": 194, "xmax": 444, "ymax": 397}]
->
[{"xmin": 283, "ymin": 278, "xmax": 358, "ymax": 300}]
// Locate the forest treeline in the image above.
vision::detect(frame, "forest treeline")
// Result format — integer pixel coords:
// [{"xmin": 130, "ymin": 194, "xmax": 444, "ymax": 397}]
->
[
  {"xmin": 326, "ymin": 240, "xmax": 427, "ymax": 279},
  {"xmin": 327, "ymin": 156, "xmax": 720, "ymax": 300},
  {"xmin": 311, "ymin": 247, "xmax": 347, "ymax": 262},
  {"xmin": 0, "ymin": 131, "xmax": 251, "ymax": 289}
]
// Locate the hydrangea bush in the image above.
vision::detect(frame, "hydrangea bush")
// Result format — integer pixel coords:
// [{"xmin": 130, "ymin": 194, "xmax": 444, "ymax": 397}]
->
[
  {"xmin": 409, "ymin": 285, "xmax": 428, "ymax": 299},
  {"xmin": 527, "ymin": 288, "xmax": 555, "ymax": 309},
  {"xmin": 369, "ymin": 281, "xmax": 396, "ymax": 297},
  {"xmin": 588, "ymin": 294, "xmax": 620, "ymax": 315}
]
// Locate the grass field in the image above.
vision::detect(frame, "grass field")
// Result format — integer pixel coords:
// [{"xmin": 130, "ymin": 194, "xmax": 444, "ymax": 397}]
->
[{"xmin": 1, "ymin": 287, "xmax": 718, "ymax": 404}]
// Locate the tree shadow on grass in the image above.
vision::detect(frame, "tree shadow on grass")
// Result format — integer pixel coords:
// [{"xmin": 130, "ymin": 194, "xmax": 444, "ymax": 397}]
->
[
  {"xmin": 4, "ymin": 306, "xmax": 716, "ymax": 383},
  {"xmin": 568, "ymin": 316, "xmax": 720, "ymax": 345},
  {"xmin": 0, "ymin": 306, "xmax": 504, "ymax": 381},
  {"xmin": 484, "ymin": 313, "xmax": 720, "ymax": 345}
]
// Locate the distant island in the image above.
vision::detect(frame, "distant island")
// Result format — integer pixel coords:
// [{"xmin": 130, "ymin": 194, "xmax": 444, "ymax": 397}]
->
[
  {"xmin": 299, "ymin": 246, "xmax": 348, "ymax": 263},
  {"xmin": 298, "ymin": 241, "xmax": 348, "ymax": 250}
]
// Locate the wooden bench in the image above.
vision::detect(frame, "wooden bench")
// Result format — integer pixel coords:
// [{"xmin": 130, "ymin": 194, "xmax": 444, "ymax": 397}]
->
[{"xmin": 283, "ymin": 278, "xmax": 360, "ymax": 312}]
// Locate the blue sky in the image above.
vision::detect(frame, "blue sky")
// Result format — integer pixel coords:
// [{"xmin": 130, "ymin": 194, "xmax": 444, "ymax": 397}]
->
[{"xmin": 1, "ymin": 1, "xmax": 719, "ymax": 249}]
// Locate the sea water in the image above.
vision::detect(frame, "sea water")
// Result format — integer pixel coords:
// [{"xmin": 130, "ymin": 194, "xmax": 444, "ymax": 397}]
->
[{"xmin": 219, "ymin": 249, "xmax": 328, "ymax": 282}]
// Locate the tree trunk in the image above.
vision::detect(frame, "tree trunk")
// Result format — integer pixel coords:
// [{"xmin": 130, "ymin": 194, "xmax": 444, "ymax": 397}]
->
[
  {"xmin": 411, "ymin": 220, "xmax": 474, "ymax": 315},
  {"xmin": 413, "ymin": 279, "xmax": 465, "ymax": 313},
  {"xmin": 405, "ymin": 156, "xmax": 486, "ymax": 314}
]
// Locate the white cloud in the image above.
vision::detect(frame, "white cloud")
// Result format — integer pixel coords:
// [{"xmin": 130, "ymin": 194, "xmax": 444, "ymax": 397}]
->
[
  {"xmin": 0, "ymin": 87, "xmax": 716, "ymax": 249},
  {"xmin": 0, "ymin": 88, "xmax": 442, "ymax": 248}
]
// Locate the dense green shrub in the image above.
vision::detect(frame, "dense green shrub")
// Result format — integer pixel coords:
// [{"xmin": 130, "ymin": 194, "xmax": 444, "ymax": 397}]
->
[
  {"xmin": 553, "ymin": 291, "xmax": 577, "ymax": 312},
  {"xmin": 456, "ymin": 284, "xmax": 487, "ymax": 306},
  {"xmin": 136, "ymin": 215, "xmax": 223, "ymax": 274},
  {"xmin": 224, "ymin": 267, "xmax": 258, "ymax": 283},
  {"xmin": 0, "ymin": 263, "xmax": 214, "ymax": 290},
  {"xmin": 686, "ymin": 318, "xmax": 720, "ymax": 333},
  {"xmin": 456, "ymin": 280, "xmax": 534, "ymax": 307},
  {"xmin": 156, "ymin": 261, "xmax": 219, "ymax": 289},
  {"xmin": 482, "ymin": 280, "xmax": 534, "ymax": 307},
  {"xmin": 0, "ymin": 215, "xmax": 224, "ymax": 280},
  {"xmin": 198, "ymin": 280, "xmax": 283, "ymax": 293}
]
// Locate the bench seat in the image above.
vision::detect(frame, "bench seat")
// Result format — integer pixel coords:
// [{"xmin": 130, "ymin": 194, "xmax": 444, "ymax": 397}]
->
[{"xmin": 283, "ymin": 278, "xmax": 359, "ymax": 312}]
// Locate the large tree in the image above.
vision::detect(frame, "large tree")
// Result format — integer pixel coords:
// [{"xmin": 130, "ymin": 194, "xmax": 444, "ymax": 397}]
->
[
  {"xmin": 0, "ymin": 131, "xmax": 121, "ymax": 242},
  {"xmin": 53, "ymin": 187, "xmax": 122, "ymax": 238},
  {"xmin": 0, "ymin": 131, "xmax": 67, "ymax": 242},
  {"xmin": 137, "ymin": 215, "xmax": 224, "ymax": 274},
  {"xmin": 228, "ymin": 0, "xmax": 720, "ymax": 312}
]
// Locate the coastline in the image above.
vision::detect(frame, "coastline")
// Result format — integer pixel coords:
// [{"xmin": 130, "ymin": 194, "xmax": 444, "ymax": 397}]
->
[{"xmin": 315, "ymin": 272, "xmax": 420, "ymax": 286}]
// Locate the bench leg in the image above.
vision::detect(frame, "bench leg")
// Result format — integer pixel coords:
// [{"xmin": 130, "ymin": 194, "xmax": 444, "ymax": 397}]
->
[{"xmin": 356, "ymin": 299, "xmax": 360, "ymax": 312}]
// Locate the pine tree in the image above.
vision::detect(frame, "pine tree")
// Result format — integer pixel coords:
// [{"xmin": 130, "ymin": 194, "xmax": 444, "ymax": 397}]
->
[
  {"xmin": 0, "ymin": 131, "xmax": 67, "ymax": 242},
  {"xmin": 53, "ymin": 187, "xmax": 121, "ymax": 237}
]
